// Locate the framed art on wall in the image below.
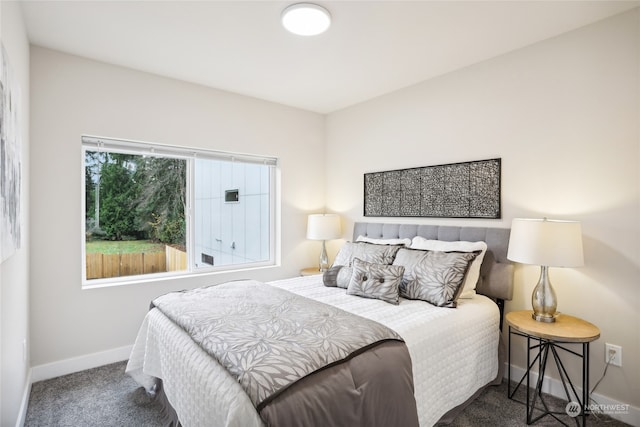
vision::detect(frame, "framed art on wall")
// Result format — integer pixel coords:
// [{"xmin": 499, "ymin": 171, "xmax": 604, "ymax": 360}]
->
[
  {"xmin": 364, "ymin": 158, "xmax": 501, "ymax": 219},
  {"xmin": 1, "ymin": 44, "xmax": 22, "ymax": 263}
]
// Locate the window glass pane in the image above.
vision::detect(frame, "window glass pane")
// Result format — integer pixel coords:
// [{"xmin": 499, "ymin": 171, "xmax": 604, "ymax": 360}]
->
[
  {"xmin": 193, "ymin": 158, "xmax": 271, "ymax": 268},
  {"xmin": 84, "ymin": 149, "xmax": 188, "ymax": 281},
  {"xmin": 83, "ymin": 136, "xmax": 277, "ymax": 285}
]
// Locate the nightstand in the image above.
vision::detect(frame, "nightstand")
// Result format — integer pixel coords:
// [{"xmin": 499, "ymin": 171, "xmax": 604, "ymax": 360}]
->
[
  {"xmin": 506, "ymin": 310, "xmax": 600, "ymax": 426},
  {"xmin": 300, "ymin": 267, "xmax": 323, "ymax": 276}
]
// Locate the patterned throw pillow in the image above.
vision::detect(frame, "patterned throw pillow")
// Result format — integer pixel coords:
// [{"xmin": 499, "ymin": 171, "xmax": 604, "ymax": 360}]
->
[
  {"xmin": 346, "ymin": 258, "xmax": 405, "ymax": 305},
  {"xmin": 409, "ymin": 237, "xmax": 488, "ymax": 299},
  {"xmin": 333, "ymin": 242, "xmax": 402, "ymax": 267},
  {"xmin": 393, "ymin": 248, "xmax": 479, "ymax": 308}
]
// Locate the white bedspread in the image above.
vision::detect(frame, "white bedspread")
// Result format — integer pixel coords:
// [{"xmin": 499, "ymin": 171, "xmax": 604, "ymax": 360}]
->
[{"xmin": 126, "ymin": 275, "xmax": 499, "ymax": 427}]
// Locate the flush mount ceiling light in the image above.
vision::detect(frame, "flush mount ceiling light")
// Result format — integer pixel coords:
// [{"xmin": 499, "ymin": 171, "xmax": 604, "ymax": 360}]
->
[{"xmin": 281, "ymin": 3, "xmax": 331, "ymax": 36}]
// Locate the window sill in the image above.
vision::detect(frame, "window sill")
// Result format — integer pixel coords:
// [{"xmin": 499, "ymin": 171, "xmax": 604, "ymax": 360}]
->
[{"xmin": 82, "ymin": 262, "xmax": 278, "ymax": 290}]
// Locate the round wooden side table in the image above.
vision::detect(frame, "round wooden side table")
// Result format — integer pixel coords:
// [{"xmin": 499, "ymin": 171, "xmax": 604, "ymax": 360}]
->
[
  {"xmin": 300, "ymin": 267, "xmax": 323, "ymax": 276},
  {"xmin": 506, "ymin": 310, "xmax": 600, "ymax": 426}
]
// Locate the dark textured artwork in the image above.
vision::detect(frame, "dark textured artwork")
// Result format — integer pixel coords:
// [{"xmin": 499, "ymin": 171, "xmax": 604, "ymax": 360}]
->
[{"xmin": 364, "ymin": 159, "xmax": 501, "ymax": 219}]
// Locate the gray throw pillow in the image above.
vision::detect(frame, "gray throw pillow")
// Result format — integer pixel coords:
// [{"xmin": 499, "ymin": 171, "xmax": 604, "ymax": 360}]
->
[
  {"xmin": 393, "ymin": 248, "xmax": 479, "ymax": 308},
  {"xmin": 346, "ymin": 258, "xmax": 405, "ymax": 305},
  {"xmin": 333, "ymin": 242, "xmax": 401, "ymax": 267},
  {"xmin": 322, "ymin": 265, "xmax": 353, "ymax": 289},
  {"xmin": 322, "ymin": 266, "xmax": 341, "ymax": 287}
]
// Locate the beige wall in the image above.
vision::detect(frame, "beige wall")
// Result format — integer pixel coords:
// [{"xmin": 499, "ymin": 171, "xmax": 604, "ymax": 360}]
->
[
  {"xmin": 29, "ymin": 46, "xmax": 325, "ymax": 367},
  {"xmin": 0, "ymin": 1, "xmax": 31, "ymax": 425},
  {"xmin": 326, "ymin": 9, "xmax": 640, "ymax": 409}
]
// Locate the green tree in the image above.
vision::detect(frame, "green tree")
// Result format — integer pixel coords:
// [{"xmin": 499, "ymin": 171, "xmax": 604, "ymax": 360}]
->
[
  {"xmin": 85, "ymin": 150, "xmax": 186, "ymax": 245},
  {"xmin": 133, "ymin": 156, "xmax": 186, "ymax": 245},
  {"xmin": 85, "ymin": 165, "xmax": 95, "ymax": 223},
  {"xmin": 99, "ymin": 153, "xmax": 139, "ymax": 240},
  {"xmin": 85, "ymin": 150, "xmax": 109, "ymax": 231}
]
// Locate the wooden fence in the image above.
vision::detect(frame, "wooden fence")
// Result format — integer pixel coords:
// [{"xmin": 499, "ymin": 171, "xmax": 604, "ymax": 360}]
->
[
  {"xmin": 166, "ymin": 245, "xmax": 188, "ymax": 272},
  {"xmin": 86, "ymin": 245, "xmax": 187, "ymax": 280}
]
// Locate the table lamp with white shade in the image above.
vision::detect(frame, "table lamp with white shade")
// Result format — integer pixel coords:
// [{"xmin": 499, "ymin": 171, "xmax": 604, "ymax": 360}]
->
[
  {"xmin": 507, "ymin": 218, "xmax": 584, "ymax": 323},
  {"xmin": 307, "ymin": 214, "xmax": 341, "ymax": 272}
]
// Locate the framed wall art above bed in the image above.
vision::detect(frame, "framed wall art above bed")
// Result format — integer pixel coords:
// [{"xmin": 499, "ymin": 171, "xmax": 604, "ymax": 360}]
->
[{"xmin": 364, "ymin": 158, "xmax": 501, "ymax": 219}]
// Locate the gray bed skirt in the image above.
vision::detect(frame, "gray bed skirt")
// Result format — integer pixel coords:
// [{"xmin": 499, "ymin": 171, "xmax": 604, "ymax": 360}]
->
[{"xmin": 151, "ymin": 379, "xmax": 181, "ymax": 427}]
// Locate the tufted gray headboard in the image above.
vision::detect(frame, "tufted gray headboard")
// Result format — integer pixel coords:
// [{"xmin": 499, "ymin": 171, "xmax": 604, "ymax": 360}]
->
[{"xmin": 353, "ymin": 222, "xmax": 514, "ymax": 326}]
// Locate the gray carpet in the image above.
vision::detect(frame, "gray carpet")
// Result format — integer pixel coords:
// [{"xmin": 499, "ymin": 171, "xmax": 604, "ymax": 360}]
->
[
  {"xmin": 25, "ymin": 362, "xmax": 164, "ymax": 427},
  {"xmin": 25, "ymin": 361, "xmax": 629, "ymax": 426}
]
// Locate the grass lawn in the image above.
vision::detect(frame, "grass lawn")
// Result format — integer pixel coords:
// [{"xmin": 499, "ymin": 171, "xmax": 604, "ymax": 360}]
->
[{"xmin": 86, "ymin": 240, "xmax": 166, "ymax": 254}]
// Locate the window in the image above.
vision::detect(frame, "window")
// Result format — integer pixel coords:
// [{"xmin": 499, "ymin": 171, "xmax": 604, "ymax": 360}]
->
[{"xmin": 82, "ymin": 136, "xmax": 277, "ymax": 286}]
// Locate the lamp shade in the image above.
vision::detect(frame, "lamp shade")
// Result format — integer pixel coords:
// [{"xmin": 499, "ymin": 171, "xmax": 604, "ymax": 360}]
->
[
  {"xmin": 307, "ymin": 214, "xmax": 341, "ymax": 240},
  {"xmin": 507, "ymin": 218, "xmax": 584, "ymax": 267}
]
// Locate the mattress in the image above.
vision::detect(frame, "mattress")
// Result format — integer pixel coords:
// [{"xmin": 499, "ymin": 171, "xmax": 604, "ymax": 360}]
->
[{"xmin": 126, "ymin": 275, "xmax": 500, "ymax": 426}]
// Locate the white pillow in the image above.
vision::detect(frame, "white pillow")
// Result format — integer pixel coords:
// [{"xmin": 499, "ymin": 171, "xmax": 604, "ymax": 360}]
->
[
  {"xmin": 409, "ymin": 236, "xmax": 487, "ymax": 299},
  {"xmin": 356, "ymin": 235, "xmax": 412, "ymax": 247}
]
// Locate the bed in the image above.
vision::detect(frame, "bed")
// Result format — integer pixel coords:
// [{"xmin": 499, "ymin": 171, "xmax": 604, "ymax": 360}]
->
[{"xmin": 126, "ymin": 222, "xmax": 514, "ymax": 426}]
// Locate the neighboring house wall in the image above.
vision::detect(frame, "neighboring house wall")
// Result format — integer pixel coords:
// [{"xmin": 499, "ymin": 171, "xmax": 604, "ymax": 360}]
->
[
  {"xmin": 326, "ymin": 8, "xmax": 640, "ymax": 411},
  {"xmin": 0, "ymin": 2, "xmax": 31, "ymax": 426},
  {"xmin": 194, "ymin": 159, "xmax": 271, "ymax": 267},
  {"xmin": 29, "ymin": 46, "xmax": 325, "ymax": 368}
]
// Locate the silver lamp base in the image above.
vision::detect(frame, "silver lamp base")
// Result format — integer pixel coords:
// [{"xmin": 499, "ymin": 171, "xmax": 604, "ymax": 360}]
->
[
  {"xmin": 532, "ymin": 312, "xmax": 558, "ymax": 323},
  {"xmin": 318, "ymin": 240, "xmax": 329, "ymax": 272},
  {"xmin": 531, "ymin": 265, "xmax": 557, "ymax": 323}
]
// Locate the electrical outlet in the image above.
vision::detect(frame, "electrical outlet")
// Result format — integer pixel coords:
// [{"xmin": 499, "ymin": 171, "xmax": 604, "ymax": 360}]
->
[{"xmin": 605, "ymin": 343, "xmax": 622, "ymax": 367}]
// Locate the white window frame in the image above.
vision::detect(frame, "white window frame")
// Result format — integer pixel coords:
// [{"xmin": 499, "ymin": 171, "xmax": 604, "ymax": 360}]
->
[{"xmin": 81, "ymin": 135, "xmax": 279, "ymax": 288}]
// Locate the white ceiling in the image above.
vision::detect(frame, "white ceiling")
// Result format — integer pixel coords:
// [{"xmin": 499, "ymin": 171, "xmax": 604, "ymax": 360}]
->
[{"xmin": 20, "ymin": 0, "xmax": 640, "ymax": 114}]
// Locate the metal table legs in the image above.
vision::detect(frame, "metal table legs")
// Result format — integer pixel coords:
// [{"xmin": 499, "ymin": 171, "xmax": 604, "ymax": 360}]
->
[{"xmin": 508, "ymin": 326, "xmax": 590, "ymax": 426}]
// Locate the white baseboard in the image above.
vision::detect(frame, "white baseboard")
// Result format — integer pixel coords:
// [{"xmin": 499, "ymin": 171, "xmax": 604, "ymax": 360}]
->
[
  {"xmin": 31, "ymin": 345, "xmax": 132, "ymax": 383},
  {"xmin": 15, "ymin": 369, "xmax": 32, "ymax": 427},
  {"xmin": 506, "ymin": 363, "xmax": 639, "ymax": 426}
]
